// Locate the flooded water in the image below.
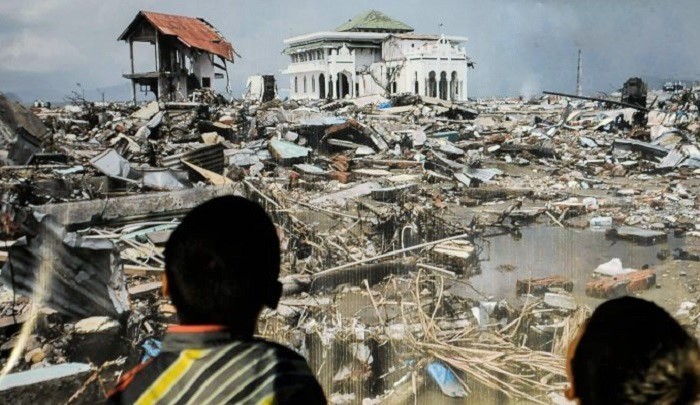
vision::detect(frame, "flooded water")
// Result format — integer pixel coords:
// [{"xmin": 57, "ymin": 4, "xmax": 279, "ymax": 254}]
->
[
  {"xmin": 450, "ymin": 226, "xmax": 688, "ymax": 308},
  {"xmin": 433, "ymin": 225, "xmax": 694, "ymax": 404}
]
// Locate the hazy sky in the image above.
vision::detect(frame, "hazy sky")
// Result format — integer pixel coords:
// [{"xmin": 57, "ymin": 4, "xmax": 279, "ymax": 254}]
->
[{"xmin": 0, "ymin": 0, "xmax": 698, "ymax": 101}]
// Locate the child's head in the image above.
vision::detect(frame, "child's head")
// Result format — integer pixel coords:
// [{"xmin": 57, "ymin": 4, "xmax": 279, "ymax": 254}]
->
[
  {"xmin": 164, "ymin": 196, "xmax": 281, "ymax": 328},
  {"xmin": 567, "ymin": 296, "xmax": 700, "ymax": 404}
]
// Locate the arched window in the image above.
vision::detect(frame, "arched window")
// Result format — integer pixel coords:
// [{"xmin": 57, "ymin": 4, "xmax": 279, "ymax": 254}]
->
[
  {"xmin": 312, "ymin": 75, "xmax": 316, "ymax": 93},
  {"xmin": 439, "ymin": 71, "xmax": 448, "ymax": 100},
  {"xmin": 319, "ymin": 74, "xmax": 326, "ymax": 98},
  {"xmin": 294, "ymin": 77, "xmax": 298, "ymax": 93},
  {"xmin": 303, "ymin": 76, "xmax": 307, "ymax": 93}
]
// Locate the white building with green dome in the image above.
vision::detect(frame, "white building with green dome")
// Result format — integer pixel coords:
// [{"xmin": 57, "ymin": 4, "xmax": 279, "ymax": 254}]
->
[{"xmin": 282, "ymin": 10, "xmax": 473, "ymax": 101}]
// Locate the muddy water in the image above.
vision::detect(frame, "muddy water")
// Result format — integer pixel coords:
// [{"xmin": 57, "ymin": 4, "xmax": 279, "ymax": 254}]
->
[
  {"xmin": 429, "ymin": 226, "xmax": 693, "ymax": 404},
  {"xmin": 450, "ymin": 226, "xmax": 688, "ymax": 308}
]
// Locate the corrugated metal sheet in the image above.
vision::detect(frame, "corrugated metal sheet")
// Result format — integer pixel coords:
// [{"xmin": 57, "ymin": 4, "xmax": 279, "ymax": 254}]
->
[
  {"xmin": 120, "ymin": 11, "xmax": 235, "ymax": 61},
  {"xmin": 463, "ymin": 167, "xmax": 503, "ymax": 183},
  {"xmin": 91, "ymin": 149, "xmax": 190, "ymax": 190},
  {"xmin": 657, "ymin": 147, "xmax": 686, "ymax": 169},
  {"xmin": 161, "ymin": 143, "xmax": 226, "ymax": 174},
  {"xmin": 0, "ymin": 212, "xmax": 129, "ymax": 319},
  {"xmin": 613, "ymin": 139, "xmax": 669, "ymax": 157}
]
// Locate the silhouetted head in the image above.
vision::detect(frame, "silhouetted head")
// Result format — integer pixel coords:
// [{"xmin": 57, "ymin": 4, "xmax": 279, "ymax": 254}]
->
[
  {"xmin": 164, "ymin": 196, "xmax": 281, "ymax": 330},
  {"xmin": 567, "ymin": 296, "xmax": 700, "ymax": 405}
]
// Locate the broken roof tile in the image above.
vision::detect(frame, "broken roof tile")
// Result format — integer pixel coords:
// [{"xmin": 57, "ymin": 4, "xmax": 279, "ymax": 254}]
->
[{"xmin": 119, "ymin": 11, "xmax": 236, "ymax": 61}]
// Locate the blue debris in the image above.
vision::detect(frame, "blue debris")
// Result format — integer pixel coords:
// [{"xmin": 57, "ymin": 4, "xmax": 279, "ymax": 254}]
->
[
  {"xmin": 269, "ymin": 139, "xmax": 311, "ymax": 161},
  {"xmin": 377, "ymin": 101, "xmax": 393, "ymax": 109},
  {"xmin": 141, "ymin": 338, "xmax": 162, "ymax": 363},
  {"xmin": 431, "ymin": 131, "xmax": 460, "ymax": 142},
  {"xmin": 299, "ymin": 117, "xmax": 347, "ymax": 126},
  {"xmin": 426, "ymin": 360, "xmax": 468, "ymax": 398}
]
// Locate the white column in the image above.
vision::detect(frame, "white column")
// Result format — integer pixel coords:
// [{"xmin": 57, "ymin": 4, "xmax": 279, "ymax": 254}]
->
[
  {"xmin": 331, "ymin": 75, "xmax": 337, "ymax": 99},
  {"xmin": 417, "ymin": 65, "xmax": 423, "ymax": 96},
  {"xmin": 462, "ymin": 74, "xmax": 468, "ymax": 101}
]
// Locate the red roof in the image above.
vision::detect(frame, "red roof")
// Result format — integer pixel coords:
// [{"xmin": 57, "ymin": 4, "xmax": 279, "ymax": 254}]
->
[{"xmin": 119, "ymin": 11, "xmax": 235, "ymax": 61}]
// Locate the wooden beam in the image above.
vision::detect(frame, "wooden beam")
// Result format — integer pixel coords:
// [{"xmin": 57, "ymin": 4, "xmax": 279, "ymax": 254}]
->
[
  {"xmin": 127, "ymin": 281, "xmax": 162, "ymax": 297},
  {"xmin": 154, "ymin": 29, "xmax": 159, "ymax": 72},
  {"xmin": 123, "ymin": 264, "xmax": 163, "ymax": 276},
  {"xmin": 0, "ymin": 310, "xmax": 30, "ymax": 329},
  {"xmin": 129, "ymin": 39, "xmax": 135, "ymax": 74}
]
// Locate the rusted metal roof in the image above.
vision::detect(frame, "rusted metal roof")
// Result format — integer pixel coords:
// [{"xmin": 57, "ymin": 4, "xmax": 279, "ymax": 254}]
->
[{"xmin": 119, "ymin": 11, "xmax": 235, "ymax": 61}]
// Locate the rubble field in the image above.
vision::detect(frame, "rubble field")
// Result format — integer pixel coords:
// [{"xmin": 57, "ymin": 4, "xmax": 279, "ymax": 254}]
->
[{"xmin": 1, "ymin": 87, "xmax": 700, "ymax": 404}]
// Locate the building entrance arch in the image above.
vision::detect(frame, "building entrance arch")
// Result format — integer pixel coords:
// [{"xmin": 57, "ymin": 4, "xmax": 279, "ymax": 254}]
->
[
  {"xmin": 439, "ymin": 71, "xmax": 448, "ymax": 100},
  {"xmin": 337, "ymin": 72, "xmax": 351, "ymax": 98},
  {"xmin": 428, "ymin": 71, "xmax": 437, "ymax": 98},
  {"xmin": 319, "ymin": 73, "xmax": 326, "ymax": 99}
]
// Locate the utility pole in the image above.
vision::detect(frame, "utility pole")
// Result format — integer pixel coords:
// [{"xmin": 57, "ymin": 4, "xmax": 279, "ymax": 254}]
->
[{"xmin": 576, "ymin": 49, "xmax": 583, "ymax": 96}]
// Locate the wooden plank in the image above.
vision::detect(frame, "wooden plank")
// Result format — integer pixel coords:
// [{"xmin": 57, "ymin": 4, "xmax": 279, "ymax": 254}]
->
[
  {"xmin": 127, "ymin": 281, "xmax": 162, "ymax": 297},
  {"xmin": 0, "ymin": 311, "xmax": 30, "ymax": 329},
  {"xmin": 182, "ymin": 159, "xmax": 233, "ymax": 185},
  {"xmin": 123, "ymin": 264, "xmax": 163, "ymax": 276}
]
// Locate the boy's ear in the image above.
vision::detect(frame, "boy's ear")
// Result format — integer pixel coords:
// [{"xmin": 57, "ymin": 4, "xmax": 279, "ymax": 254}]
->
[
  {"xmin": 161, "ymin": 273, "xmax": 169, "ymax": 297},
  {"xmin": 264, "ymin": 280, "xmax": 282, "ymax": 309},
  {"xmin": 564, "ymin": 385, "xmax": 576, "ymax": 401}
]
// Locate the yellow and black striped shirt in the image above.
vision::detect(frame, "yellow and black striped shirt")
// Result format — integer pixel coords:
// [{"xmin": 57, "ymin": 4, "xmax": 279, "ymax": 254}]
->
[{"xmin": 108, "ymin": 325, "xmax": 326, "ymax": 405}]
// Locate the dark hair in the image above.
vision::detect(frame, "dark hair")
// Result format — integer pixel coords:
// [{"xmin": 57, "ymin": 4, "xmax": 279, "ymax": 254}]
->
[
  {"xmin": 164, "ymin": 196, "xmax": 281, "ymax": 325},
  {"xmin": 572, "ymin": 296, "xmax": 700, "ymax": 405}
]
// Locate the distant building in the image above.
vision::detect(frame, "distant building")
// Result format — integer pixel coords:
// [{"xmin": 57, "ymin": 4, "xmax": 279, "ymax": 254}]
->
[
  {"xmin": 282, "ymin": 10, "xmax": 473, "ymax": 101},
  {"xmin": 243, "ymin": 75, "xmax": 277, "ymax": 103},
  {"xmin": 118, "ymin": 11, "xmax": 237, "ymax": 102}
]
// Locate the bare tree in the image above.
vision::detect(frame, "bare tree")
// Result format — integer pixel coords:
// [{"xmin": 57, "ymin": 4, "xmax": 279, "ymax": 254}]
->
[
  {"xmin": 97, "ymin": 88, "xmax": 106, "ymax": 103},
  {"xmin": 364, "ymin": 60, "xmax": 405, "ymax": 96}
]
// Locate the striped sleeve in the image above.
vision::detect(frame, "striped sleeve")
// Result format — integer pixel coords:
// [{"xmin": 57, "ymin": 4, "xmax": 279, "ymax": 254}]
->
[
  {"xmin": 227, "ymin": 346, "xmax": 327, "ymax": 405},
  {"xmin": 107, "ymin": 340, "xmax": 326, "ymax": 405}
]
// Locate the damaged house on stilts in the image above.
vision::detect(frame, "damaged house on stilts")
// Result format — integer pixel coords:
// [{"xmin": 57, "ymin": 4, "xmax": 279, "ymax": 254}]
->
[{"xmin": 118, "ymin": 11, "xmax": 238, "ymax": 102}]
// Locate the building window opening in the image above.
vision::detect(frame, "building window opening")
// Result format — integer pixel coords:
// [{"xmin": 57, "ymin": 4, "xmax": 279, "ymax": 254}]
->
[
  {"xmin": 319, "ymin": 74, "xmax": 326, "ymax": 98},
  {"xmin": 451, "ymin": 71, "xmax": 458, "ymax": 100},
  {"xmin": 439, "ymin": 71, "xmax": 448, "ymax": 100},
  {"xmin": 428, "ymin": 71, "xmax": 437, "ymax": 97}
]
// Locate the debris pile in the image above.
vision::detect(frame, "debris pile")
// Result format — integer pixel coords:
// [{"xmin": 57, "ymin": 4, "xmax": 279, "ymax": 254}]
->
[{"xmin": 1, "ymin": 84, "xmax": 700, "ymax": 403}]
